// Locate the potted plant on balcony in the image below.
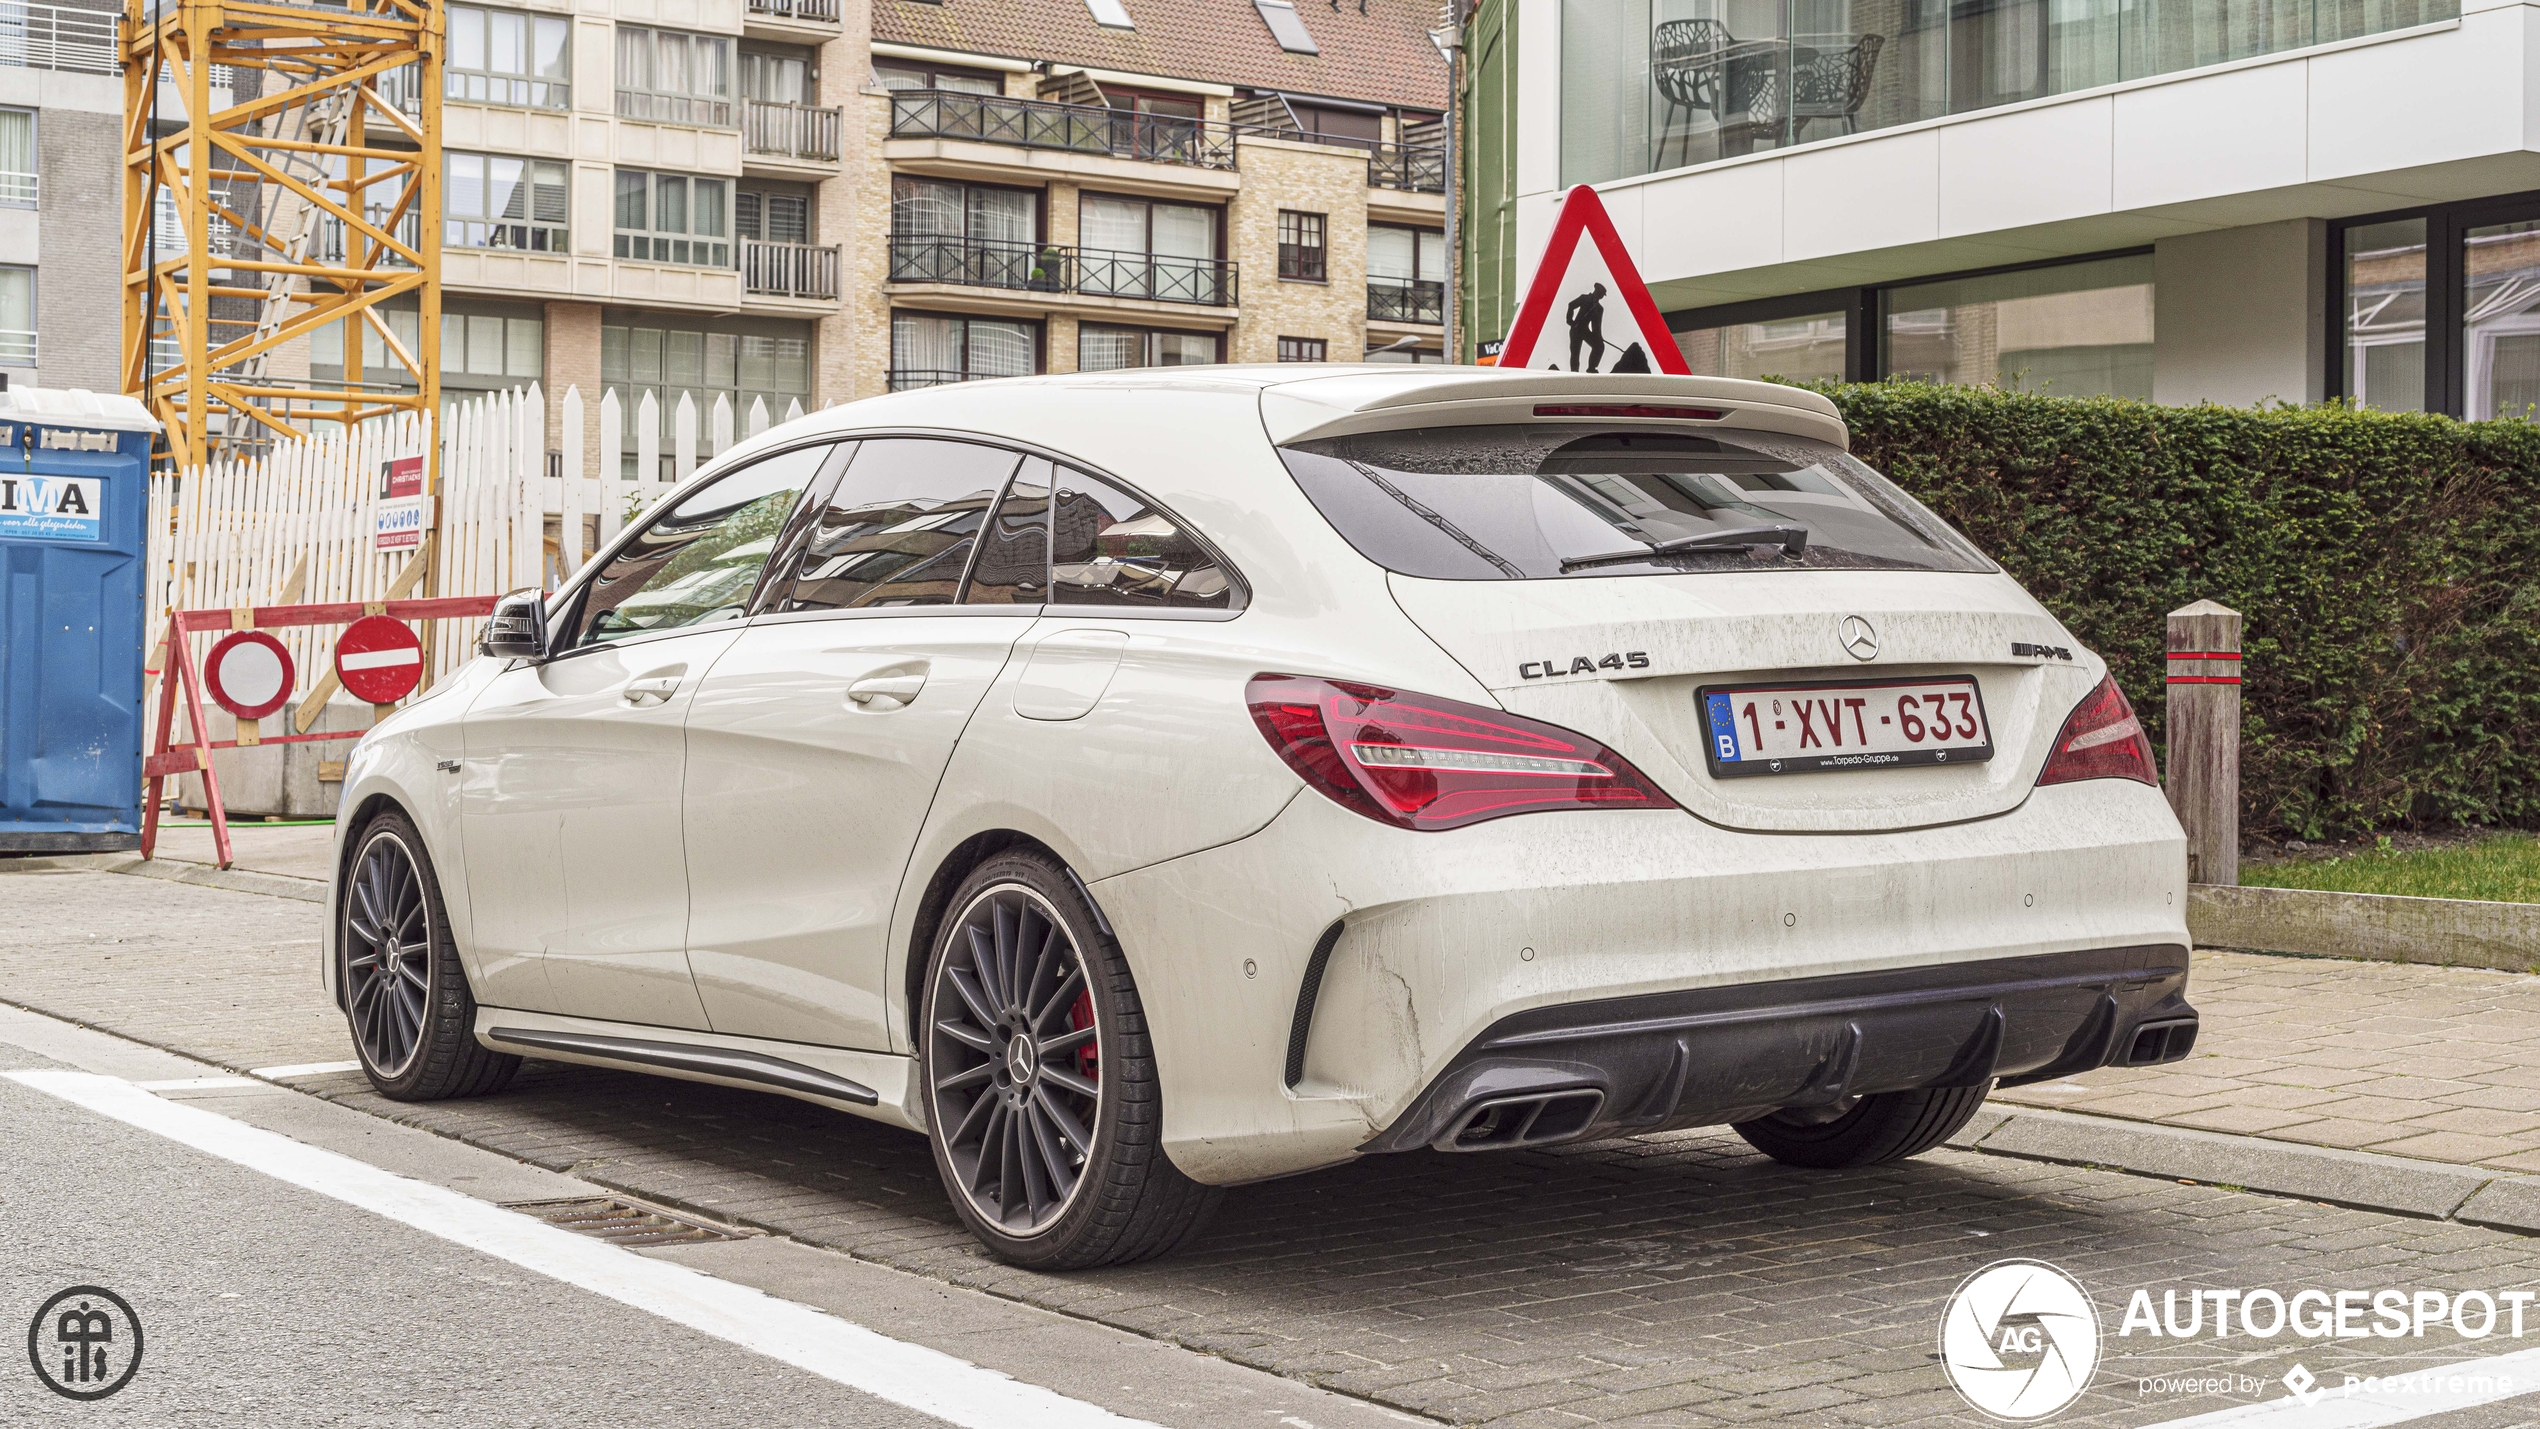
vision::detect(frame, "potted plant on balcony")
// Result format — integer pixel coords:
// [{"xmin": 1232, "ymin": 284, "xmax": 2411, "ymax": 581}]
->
[{"xmin": 1029, "ymin": 246, "xmax": 1064, "ymax": 292}]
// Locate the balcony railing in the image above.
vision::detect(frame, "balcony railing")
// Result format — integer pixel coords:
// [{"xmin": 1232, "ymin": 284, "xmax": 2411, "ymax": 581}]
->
[
  {"xmin": 0, "ymin": 170, "xmax": 33, "ymax": 207},
  {"xmin": 890, "ymin": 90, "xmax": 1237, "ymax": 171},
  {"xmin": 617, "ymin": 89, "xmax": 734, "ymax": 128},
  {"xmin": 1367, "ymin": 276, "xmax": 1445, "ymax": 325},
  {"xmin": 1367, "ymin": 143, "xmax": 1446, "ymax": 193},
  {"xmin": 888, "ymin": 234, "xmax": 1237, "ymax": 308},
  {"xmin": 743, "ymin": 239, "xmax": 840, "ymax": 300},
  {"xmin": 0, "ymin": 328, "xmax": 33, "ymax": 366},
  {"xmin": 744, "ymin": 99, "xmax": 842, "ymax": 162},
  {"xmin": 746, "ymin": 0, "xmax": 841, "ymax": 22},
  {"xmin": 0, "ymin": 2, "xmax": 117, "ymax": 77}
]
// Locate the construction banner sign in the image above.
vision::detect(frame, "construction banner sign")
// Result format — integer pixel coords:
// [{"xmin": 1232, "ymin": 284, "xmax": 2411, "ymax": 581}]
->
[{"xmin": 1494, "ymin": 185, "xmax": 1689, "ymax": 377}]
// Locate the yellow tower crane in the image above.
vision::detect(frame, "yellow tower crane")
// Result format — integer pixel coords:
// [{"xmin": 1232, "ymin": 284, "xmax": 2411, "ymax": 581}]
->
[{"xmin": 122, "ymin": 0, "xmax": 443, "ymax": 472}]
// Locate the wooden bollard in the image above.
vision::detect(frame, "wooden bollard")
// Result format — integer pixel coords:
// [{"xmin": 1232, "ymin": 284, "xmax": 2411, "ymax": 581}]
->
[{"xmin": 2165, "ymin": 600, "xmax": 2244, "ymax": 886}]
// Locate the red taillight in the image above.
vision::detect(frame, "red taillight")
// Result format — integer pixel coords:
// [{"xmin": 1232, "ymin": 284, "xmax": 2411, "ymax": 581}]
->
[
  {"xmin": 1246, "ymin": 674, "xmax": 1678, "ymax": 831},
  {"xmin": 2037, "ymin": 674, "xmax": 2159, "ymax": 787}
]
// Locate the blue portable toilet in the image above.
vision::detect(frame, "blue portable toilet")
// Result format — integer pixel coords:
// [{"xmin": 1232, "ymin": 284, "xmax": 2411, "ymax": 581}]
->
[{"xmin": 0, "ymin": 387, "xmax": 161, "ymax": 852}]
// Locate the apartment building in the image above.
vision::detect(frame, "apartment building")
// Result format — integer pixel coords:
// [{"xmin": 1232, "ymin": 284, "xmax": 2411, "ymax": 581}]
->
[
  {"xmin": 0, "ymin": 0, "xmax": 123, "ymax": 394},
  {"xmin": 292, "ymin": 0, "xmax": 1446, "ymax": 483},
  {"xmin": 1464, "ymin": 0, "xmax": 2540, "ymax": 418}
]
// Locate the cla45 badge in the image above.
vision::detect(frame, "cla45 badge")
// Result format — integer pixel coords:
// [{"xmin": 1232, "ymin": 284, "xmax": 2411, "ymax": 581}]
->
[{"xmin": 1520, "ymin": 652, "xmax": 1650, "ymax": 679}]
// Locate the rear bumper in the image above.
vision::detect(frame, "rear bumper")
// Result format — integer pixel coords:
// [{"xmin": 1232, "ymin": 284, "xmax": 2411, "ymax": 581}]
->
[{"xmin": 1358, "ymin": 944, "xmax": 2194, "ymax": 1155}]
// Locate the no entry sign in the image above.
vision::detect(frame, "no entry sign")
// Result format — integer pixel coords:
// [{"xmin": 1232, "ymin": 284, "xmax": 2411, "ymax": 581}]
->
[
  {"xmin": 204, "ymin": 631, "xmax": 295, "ymax": 720},
  {"xmin": 334, "ymin": 615, "xmax": 424, "ymax": 704}
]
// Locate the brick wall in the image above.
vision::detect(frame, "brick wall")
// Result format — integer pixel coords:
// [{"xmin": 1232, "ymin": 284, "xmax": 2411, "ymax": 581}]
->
[
  {"xmin": 37, "ymin": 108, "xmax": 120, "ymax": 390},
  {"xmin": 544, "ymin": 301, "xmax": 603, "ymax": 480}
]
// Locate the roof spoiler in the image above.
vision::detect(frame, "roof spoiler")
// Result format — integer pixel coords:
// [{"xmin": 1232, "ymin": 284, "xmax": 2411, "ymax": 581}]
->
[{"xmin": 1258, "ymin": 370, "xmax": 1849, "ymax": 450}]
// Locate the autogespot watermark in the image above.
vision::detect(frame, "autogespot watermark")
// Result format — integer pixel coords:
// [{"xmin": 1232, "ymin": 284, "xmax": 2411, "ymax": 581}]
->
[{"xmin": 1941, "ymin": 1263, "xmax": 2540, "ymax": 1420}]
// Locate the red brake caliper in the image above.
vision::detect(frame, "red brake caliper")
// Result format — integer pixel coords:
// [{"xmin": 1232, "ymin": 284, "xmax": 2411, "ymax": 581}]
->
[{"xmin": 1068, "ymin": 989, "xmax": 1099, "ymax": 1083}]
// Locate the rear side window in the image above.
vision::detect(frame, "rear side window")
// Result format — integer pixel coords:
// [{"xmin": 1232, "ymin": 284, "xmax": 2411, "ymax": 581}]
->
[
  {"xmin": 1050, "ymin": 468, "xmax": 1239, "ymax": 610},
  {"xmin": 1276, "ymin": 424, "xmax": 1994, "ymax": 580},
  {"xmin": 781, "ymin": 438, "xmax": 1021, "ymax": 610}
]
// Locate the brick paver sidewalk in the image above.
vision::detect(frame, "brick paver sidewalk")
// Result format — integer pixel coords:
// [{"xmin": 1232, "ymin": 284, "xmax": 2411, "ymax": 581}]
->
[{"xmin": 1997, "ymin": 948, "xmax": 2540, "ymax": 1172}]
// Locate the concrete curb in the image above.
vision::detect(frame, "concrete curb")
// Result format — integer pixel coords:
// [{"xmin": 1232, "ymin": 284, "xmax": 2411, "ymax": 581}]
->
[
  {"xmin": 2190, "ymin": 882, "xmax": 2540, "ymax": 972},
  {"xmin": 1, "ymin": 852, "xmax": 325, "ymax": 904},
  {"xmin": 1952, "ymin": 1104, "xmax": 2540, "ymax": 1233}
]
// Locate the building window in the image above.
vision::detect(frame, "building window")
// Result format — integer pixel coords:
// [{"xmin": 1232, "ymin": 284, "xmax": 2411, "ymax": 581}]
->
[
  {"xmin": 311, "ymin": 302, "xmax": 421, "ymax": 387},
  {"xmin": 1078, "ymin": 325, "xmax": 1218, "ymax": 370},
  {"xmin": 1364, "ymin": 343, "xmax": 1443, "ymax": 363},
  {"xmin": 1368, "ymin": 224, "xmax": 1444, "ymax": 323},
  {"xmin": 1078, "ymin": 193, "xmax": 1227, "ymax": 304},
  {"xmin": 447, "ymin": 153, "xmax": 567, "ymax": 252},
  {"xmin": 1277, "ymin": 335, "xmax": 1325, "ymax": 362},
  {"xmin": 0, "ymin": 109, "xmax": 34, "ymax": 207},
  {"xmin": 1883, "ymin": 253, "xmax": 2155, "ymax": 400},
  {"xmin": 2466, "ymin": 218, "xmax": 2540, "ymax": 421},
  {"xmin": 448, "ymin": 5, "xmax": 569, "ymax": 109},
  {"xmin": 1676, "ymin": 310, "xmax": 1849, "ymax": 383},
  {"xmin": 1277, "ymin": 210, "xmax": 1326, "ymax": 282},
  {"xmin": 737, "ymin": 190, "xmax": 810, "ymax": 244},
  {"xmin": 439, "ymin": 311, "xmax": 544, "ymax": 383},
  {"xmin": 602, "ymin": 320, "xmax": 812, "ymax": 478},
  {"xmin": 741, "ymin": 49, "xmax": 810, "ymax": 105},
  {"xmin": 614, "ymin": 170, "xmax": 731, "ymax": 267},
  {"xmin": 616, "ymin": 26, "xmax": 734, "ymax": 127},
  {"xmin": 0, "ymin": 266, "xmax": 32, "ymax": 366},
  {"xmin": 2343, "ymin": 219, "xmax": 2426, "ymax": 414},
  {"xmin": 891, "ymin": 310, "xmax": 1038, "ymax": 389},
  {"xmin": 1561, "ymin": 0, "xmax": 2460, "ymax": 187},
  {"xmin": 892, "ymin": 177, "xmax": 1039, "ymax": 286},
  {"xmin": 871, "ymin": 59, "xmax": 1003, "ymax": 93}
]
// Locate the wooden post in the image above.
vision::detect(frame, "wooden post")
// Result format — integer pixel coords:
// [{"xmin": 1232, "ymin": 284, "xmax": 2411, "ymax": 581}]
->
[{"xmin": 2166, "ymin": 600, "xmax": 2244, "ymax": 886}]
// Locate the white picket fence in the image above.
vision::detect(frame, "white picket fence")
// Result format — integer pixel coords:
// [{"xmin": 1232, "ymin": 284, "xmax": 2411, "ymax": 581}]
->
[{"xmin": 145, "ymin": 382, "xmax": 821, "ymax": 719}]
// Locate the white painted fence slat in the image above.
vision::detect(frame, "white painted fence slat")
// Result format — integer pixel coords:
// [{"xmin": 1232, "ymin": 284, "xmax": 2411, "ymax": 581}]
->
[{"xmin": 710, "ymin": 392, "xmax": 733, "ymax": 457}]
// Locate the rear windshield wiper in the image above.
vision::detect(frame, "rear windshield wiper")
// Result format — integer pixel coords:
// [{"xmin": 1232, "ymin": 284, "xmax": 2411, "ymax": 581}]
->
[{"xmin": 1560, "ymin": 524, "xmax": 1809, "ymax": 572}]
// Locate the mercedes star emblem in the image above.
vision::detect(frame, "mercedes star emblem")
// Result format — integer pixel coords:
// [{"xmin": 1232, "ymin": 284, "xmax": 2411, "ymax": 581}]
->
[{"xmin": 1839, "ymin": 616, "xmax": 1879, "ymax": 661}]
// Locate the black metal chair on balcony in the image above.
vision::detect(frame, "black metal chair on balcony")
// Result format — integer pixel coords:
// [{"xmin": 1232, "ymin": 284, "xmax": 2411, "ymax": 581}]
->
[
  {"xmin": 1791, "ymin": 33, "xmax": 1884, "ymax": 140},
  {"xmin": 1650, "ymin": 18, "xmax": 1735, "ymax": 170}
]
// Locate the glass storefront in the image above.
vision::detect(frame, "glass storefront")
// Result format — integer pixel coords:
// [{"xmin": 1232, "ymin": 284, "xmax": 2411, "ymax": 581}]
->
[
  {"xmin": 1883, "ymin": 254, "xmax": 2154, "ymax": 399},
  {"xmin": 2343, "ymin": 219, "xmax": 2426, "ymax": 414},
  {"xmin": 1674, "ymin": 310, "xmax": 1847, "ymax": 382},
  {"xmin": 1562, "ymin": 0, "xmax": 2457, "ymax": 184},
  {"xmin": 2466, "ymin": 219, "xmax": 2540, "ymax": 422}
]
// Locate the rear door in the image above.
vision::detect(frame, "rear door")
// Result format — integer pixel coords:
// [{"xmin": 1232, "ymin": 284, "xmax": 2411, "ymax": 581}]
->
[
  {"xmin": 679, "ymin": 437, "xmax": 1040, "ymax": 1050},
  {"xmin": 1278, "ymin": 419, "xmax": 2101, "ymax": 833}
]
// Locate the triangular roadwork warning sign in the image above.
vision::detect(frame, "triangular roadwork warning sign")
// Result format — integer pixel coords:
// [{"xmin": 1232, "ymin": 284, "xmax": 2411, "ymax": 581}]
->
[{"xmin": 1492, "ymin": 185, "xmax": 1689, "ymax": 376}]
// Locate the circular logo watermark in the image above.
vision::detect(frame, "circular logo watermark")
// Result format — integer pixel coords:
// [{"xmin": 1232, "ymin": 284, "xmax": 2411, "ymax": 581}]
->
[
  {"xmin": 1940, "ymin": 1260, "xmax": 2100, "ymax": 1421},
  {"xmin": 27, "ymin": 1285, "xmax": 143, "ymax": 1402}
]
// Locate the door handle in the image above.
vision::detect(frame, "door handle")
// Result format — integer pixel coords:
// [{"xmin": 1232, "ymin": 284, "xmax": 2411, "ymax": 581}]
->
[
  {"xmin": 847, "ymin": 672, "xmax": 927, "ymax": 708},
  {"xmin": 624, "ymin": 675, "xmax": 683, "ymax": 706}
]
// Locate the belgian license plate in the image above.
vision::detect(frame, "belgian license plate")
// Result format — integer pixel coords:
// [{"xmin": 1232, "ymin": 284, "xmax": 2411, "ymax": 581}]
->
[{"xmin": 1699, "ymin": 677, "xmax": 1994, "ymax": 778}]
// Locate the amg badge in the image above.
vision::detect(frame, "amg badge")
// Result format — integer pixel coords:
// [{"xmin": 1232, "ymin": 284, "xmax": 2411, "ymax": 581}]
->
[
  {"xmin": 2011, "ymin": 641, "xmax": 2075, "ymax": 661},
  {"xmin": 1521, "ymin": 652, "xmax": 1650, "ymax": 679}
]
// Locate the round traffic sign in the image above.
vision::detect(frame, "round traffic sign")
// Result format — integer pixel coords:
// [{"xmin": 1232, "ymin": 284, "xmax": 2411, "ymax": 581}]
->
[
  {"xmin": 204, "ymin": 631, "xmax": 295, "ymax": 720},
  {"xmin": 334, "ymin": 615, "xmax": 424, "ymax": 704}
]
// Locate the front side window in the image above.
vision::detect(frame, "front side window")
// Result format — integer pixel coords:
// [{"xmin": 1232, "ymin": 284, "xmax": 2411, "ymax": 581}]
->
[
  {"xmin": 570, "ymin": 442, "xmax": 835, "ymax": 647},
  {"xmin": 781, "ymin": 439, "xmax": 1021, "ymax": 610},
  {"xmin": 617, "ymin": 25, "xmax": 734, "ymax": 126},
  {"xmin": 615, "ymin": 169, "xmax": 731, "ymax": 267},
  {"xmin": 1277, "ymin": 424, "xmax": 1994, "ymax": 580},
  {"xmin": 448, "ymin": 5, "xmax": 569, "ymax": 109},
  {"xmin": 447, "ymin": 152, "xmax": 568, "ymax": 252}
]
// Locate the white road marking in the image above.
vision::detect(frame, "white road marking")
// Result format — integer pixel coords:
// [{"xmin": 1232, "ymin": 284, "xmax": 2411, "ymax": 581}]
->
[
  {"xmin": 2140, "ymin": 1348, "xmax": 2540, "ymax": 1427},
  {"xmin": 250, "ymin": 1060, "xmax": 362, "ymax": 1078},
  {"xmin": 7, "ymin": 1069, "xmax": 1161, "ymax": 1429},
  {"xmin": 135, "ymin": 1076, "xmax": 262, "ymax": 1091}
]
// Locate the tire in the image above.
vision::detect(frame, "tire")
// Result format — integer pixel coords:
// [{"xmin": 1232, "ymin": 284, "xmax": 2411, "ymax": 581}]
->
[
  {"xmin": 919, "ymin": 851, "xmax": 1221, "ymax": 1269},
  {"xmin": 339, "ymin": 811, "xmax": 520, "ymax": 1102},
  {"xmin": 1730, "ymin": 1082, "xmax": 1992, "ymax": 1169}
]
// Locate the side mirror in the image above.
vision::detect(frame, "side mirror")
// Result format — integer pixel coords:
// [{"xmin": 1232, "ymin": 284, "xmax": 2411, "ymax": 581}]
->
[{"xmin": 479, "ymin": 589, "xmax": 550, "ymax": 660}]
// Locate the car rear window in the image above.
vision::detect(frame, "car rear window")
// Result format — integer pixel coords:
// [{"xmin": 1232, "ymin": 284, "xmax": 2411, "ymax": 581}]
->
[{"xmin": 1276, "ymin": 424, "xmax": 1995, "ymax": 580}]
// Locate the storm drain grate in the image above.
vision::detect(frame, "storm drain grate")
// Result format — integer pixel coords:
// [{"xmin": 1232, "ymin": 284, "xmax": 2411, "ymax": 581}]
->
[{"xmin": 505, "ymin": 1196, "xmax": 753, "ymax": 1247}]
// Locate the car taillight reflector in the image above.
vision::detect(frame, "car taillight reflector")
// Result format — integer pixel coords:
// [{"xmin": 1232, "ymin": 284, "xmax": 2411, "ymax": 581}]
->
[
  {"xmin": 1532, "ymin": 403, "xmax": 1725, "ymax": 421},
  {"xmin": 2037, "ymin": 673, "xmax": 2159, "ymax": 787},
  {"xmin": 1246, "ymin": 674, "xmax": 1678, "ymax": 831}
]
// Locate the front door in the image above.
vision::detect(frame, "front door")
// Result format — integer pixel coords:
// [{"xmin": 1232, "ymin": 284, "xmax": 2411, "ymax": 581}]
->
[
  {"xmin": 682, "ymin": 437, "xmax": 1040, "ymax": 1049},
  {"xmin": 459, "ymin": 440, "xmax": 840, "ymax": 1028}
]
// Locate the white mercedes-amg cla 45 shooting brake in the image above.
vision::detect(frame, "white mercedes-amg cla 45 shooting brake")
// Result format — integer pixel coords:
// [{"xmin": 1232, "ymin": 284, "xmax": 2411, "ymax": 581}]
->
[{"xmin": 326, "ymin": 367, "xmax": 2197, "ymax": 1268}]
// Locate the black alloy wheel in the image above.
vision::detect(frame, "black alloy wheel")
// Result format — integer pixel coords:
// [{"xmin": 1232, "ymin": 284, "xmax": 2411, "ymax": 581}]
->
[
  {"xmin": 920, "ymin": 852, "xmax": 1220, "ymax": 1268},
  {"xmin": 339, "ymin": 812, "xmax": 518, "ymax": 1101}
]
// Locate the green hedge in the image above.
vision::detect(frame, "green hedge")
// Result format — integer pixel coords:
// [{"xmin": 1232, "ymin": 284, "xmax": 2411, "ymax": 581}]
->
[{"xmin": 1805, "ymin": 381, "xmax": 2540, "ymax": 839}]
